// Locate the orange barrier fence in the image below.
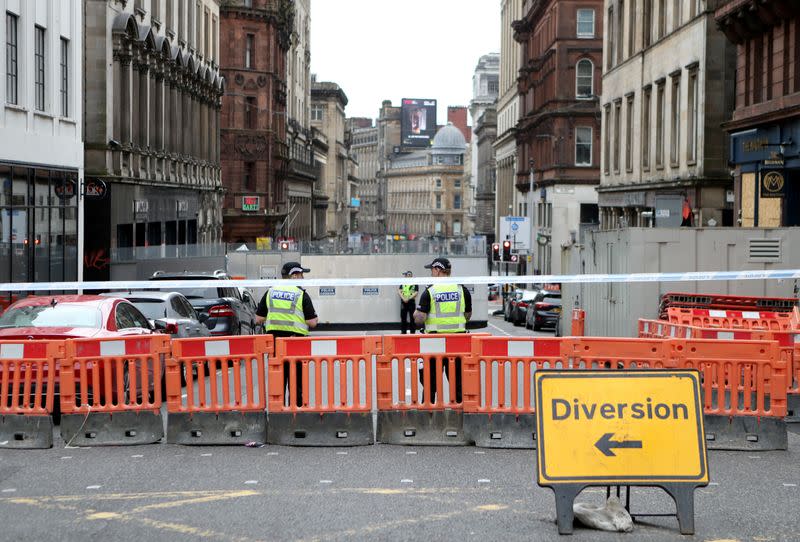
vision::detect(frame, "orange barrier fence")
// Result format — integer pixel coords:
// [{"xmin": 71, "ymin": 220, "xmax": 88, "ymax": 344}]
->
[
  {"xmin": 570, "ymin": 309, "xmax": 585, "ymax": 336},
  {"xmin": 658, "ymin": 292, "xmax": 797, "ymax": 319},
  {"xmin": 267, "ymin": 336, "xmax": 381, "ymax": 446},
  {"xmin": 166, "ymin": 335, "xmax": 273, "ymax": 445},
  {"xmin": 0, "ymin": 340, "xmax": 64, "ymax": 449},
  {"xmin": 667, "ymin": 307, "xmax": 794, "ymax": 331},
  {"xmin": 59, "ymin": 335, "xmax": 170, "ymax": 446}
]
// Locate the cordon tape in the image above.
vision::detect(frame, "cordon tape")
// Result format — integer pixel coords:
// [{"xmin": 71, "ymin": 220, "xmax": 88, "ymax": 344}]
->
[{"xmin": 1, "ymin": 269, "xmax": 800, "ymax": 292}]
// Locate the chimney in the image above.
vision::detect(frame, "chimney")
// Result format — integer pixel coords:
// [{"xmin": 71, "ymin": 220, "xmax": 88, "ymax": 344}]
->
[{"xmin": 447, "ymin": 106, "xmax": 471, "ymax": 143}]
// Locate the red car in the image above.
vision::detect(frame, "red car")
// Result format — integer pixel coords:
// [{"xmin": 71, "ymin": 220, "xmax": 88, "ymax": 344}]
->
[{"xmin": 0, "ymin": 295, "xmax": 159, "ymax": 414}]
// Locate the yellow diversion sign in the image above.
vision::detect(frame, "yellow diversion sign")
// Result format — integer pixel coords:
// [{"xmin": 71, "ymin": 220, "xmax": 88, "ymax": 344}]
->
[{"xmin": 535, "ymin": 370, "xmax": 708, "ymax": 485}]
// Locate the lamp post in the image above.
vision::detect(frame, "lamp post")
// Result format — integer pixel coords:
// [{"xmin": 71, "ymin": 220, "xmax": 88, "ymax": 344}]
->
[{"xmin": 528, "ymin": 159, "xmax": 536, "ymax": 279}]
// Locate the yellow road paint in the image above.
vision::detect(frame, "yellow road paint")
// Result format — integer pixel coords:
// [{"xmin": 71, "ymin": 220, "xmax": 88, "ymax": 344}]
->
[
  {"xmin": 129, "ymin": 490, "xmax": 259, "ymax": 513},
  {"xmin": 535, "ymin": 370, "xmax": 709, "ymax": 485},
  {"xmin": 474, "ymin": 504, "xmax": 508, "ymax": 511},
  {"xmin": 86, "ymin": 512, "xmax": 122, "ymax": 520}
]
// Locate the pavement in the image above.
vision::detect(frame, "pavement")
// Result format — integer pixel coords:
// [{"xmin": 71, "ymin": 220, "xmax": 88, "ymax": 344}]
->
[{"xmin": 2, "ymin": 308, "xmax": 797, "ymax": 541}]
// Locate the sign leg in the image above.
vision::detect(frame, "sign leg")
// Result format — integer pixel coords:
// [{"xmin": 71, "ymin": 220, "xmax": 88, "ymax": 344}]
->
[
  {"xmin": 662, "ymin": 483, "xmax": 696, "ymax": 535},
  {"xmin": 553, "ymin": 485, "xmax": 582, "ymax": 535}
]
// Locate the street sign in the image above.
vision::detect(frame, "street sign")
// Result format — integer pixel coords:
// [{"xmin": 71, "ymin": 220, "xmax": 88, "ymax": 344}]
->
[
  {"xmin": 535, "ymin": 369, "xmax": 708, "ymax": 535},
  {"xmin": 499, "ymin": 216, "xmax": 530, "ymax": 251}
]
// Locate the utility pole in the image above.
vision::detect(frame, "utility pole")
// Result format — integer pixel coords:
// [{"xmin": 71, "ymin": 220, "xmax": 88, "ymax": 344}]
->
[{"xmin": 528, "ymin": 159, "xmax": 536, "ymax": 283}]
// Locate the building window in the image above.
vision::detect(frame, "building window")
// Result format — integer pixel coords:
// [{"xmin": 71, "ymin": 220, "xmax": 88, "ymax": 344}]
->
[
  {"xmin": 244, "ymin": 162, "xmax": 255, "ymax": 190},
  {"xmin": 687, "ymin": 70, "xmax": 698, "ymax": 163},
  {"xmin": 673, "ymin": 0, "xmax": 681, "ymax": 30},
  {"xmin": 577, "ymin": 9, "xmax": 595, "ymax": 38},
  {"xmin": 617, "ymin": 0, "xmax": 624, "ymax": 65},
  {"xmin": 6, "ymin": 12, "xmax": 18, "ymax": 105},
  {"xmin": 643, "ymin": 0, "xmax": 652, "ymax": 48},
  {"xmin": 311, "ymin": 104, "xmax": 324, "ymax": 121},
  {"xmin": 245, "ymin": 34, "xmax": 254, "ymax": 68},
  {"xmin": 603, "ymin": 105, "xmax": 611, "ymax": 174},
  {"xmin": 670, "ymin": 74, "xmax": 681, "ymax": 166},
  {"xmin": 245, "ymin": 96, "xmax": 257, "ymax": 129},
  {"xmin": 487, "ymin": 76, "xmax": 499, "ymax": 94},
  {"xmin": 454, "ymin": 178, "xmax": 461, "ymax": 188},
  {"xmin": 576, "ymin": 59, "xmax": 593, "ymax": 98},
  {"xmin": 435, "ymin": 178, "xmax": 442, "ymax": 188},
  {"xmin": 642, "ymin": 86, "xmax": 652, "ymax": 170},
  {"xmin": 195, "ymin": 1, "xmax": 202, "ymax": 49},
  {"xmin": 655, "ymin": 82, "xmax": 665, "ymax": 168},
  {"xmin": 628, "ymin": 0, "xmax": 637, "ymax": 56},
  {"xmin": 212, "ymin": 16, "xmax": 218, "ymax": 62},
  {"xmin": 204, "ymin": 9, "xmax": 210, "ymax": 57},
  {"xmin": 453, "ymin": 220, "xmax": 461, "ymax": 235},
  {"xmin": 454, "ymin": 194, "xmax": 462, "ymax": 209},
  {"xmin": 657, "ymin": 0, "xmax": 666, "ymax": 40},
  {"xmin": 166, "ymin": 0, "xmax": 173, "ymax": 31},
  {"xmin": 625, "ymin": 94, "xmax": 634, "ymax": 171},
  {"xmin": 435, "ymin": 194, "xmax": 442, "ymax": 209},
  {"xmin": 60, "ymin": 38, "xmax": 69, "ymax": 117},
  {"xmin": 435, "ymin": 221, "xmax": 442, "ymax": 234},
  {"xmin": 244, "ymin": 0, "xmax": 253, "ymax": 6},
  {"xmin": 607, "ymin": 6, "xmax": 615, "ymax": 69},
  {"xmin": 575, "ymin": 127, "xmax": 592, "ymax": 166},
  {"xmin": 35, "ymin": 26, "xmax": 45, "ymax": 111},
  {"xmin": 613, "ymin": 100, "xmax": 621, "ymax": 173}
]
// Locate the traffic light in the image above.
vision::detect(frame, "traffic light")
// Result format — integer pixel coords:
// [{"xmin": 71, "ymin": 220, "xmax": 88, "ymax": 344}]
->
[
  {"xmin": 491, "ymin": 243, "xmax": 500, "ymax": 262},
  {"xmin": 502, "ymin": 240, "xmax": 512, "ymax": 261},
  {"xmin": 280, "ymin": 241, "xmax": 289, "ymax": 250}
]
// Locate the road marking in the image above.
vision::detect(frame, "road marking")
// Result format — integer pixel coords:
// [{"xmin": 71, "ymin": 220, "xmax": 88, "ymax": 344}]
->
[
  {"xmin": 709, "ymin": 482, "xmax": 719, "ymax": 486},
  {"xmin": 487, "ymin": 322, "xmax": 511, "ymax": 337},
  {"xmin": 478, "ymin": 479, "xmax": 491, "ymax": 484},
  {"xmin": 336, "ymin": 451, "xmax": 347, "ymax": 455},
  {"xmin": 87, "ymin": 512, "xmax": 121, "ymax": 520},
  {"xmin": 400, "ymin": 479, "xmax": 413, "ymax": 484},
  {"xmin": 475, "ymin": 504, "xmax": 508, "ymax": 511},
  {"xmin": 783, "ymin": 483, "xmax": 797, "ymax": 487},
  {"xmin": 86, "ymin": 486, "xmax": 101, "ymax": 490},
  {"xmin": 474, "ymin": 451, "xmax": 485, "ymax": 455},
  {"xmin": 405, "ymin": 451, "xmax": 417, "ymax": 455},
  {"xmin": 200, "ymin": 453, "xmax": 212, "ymax": 457},
  {"xmin": 2, "ymin": 488, "xmax": 17, "ymax": 493},
  {"xmin": 61, "ymin": 456, "xmax": 72, "ymax": 460},
  {"xmin": 320, "ymin": 480, "xmax": 333, "ymax": 484},
  {"xmin": 266, "ymin": 452, "xmax": 279, "ymax": 456},
  {"xmin": 131, "ymin": 455, "xmax": 143, "ymax": 458},
  {"xmin": 749, "ymin": 456, "xmax": 761, "ymax": 459},
  {"xmin": 244, "ymin": 481, "xmax": 258, "ymax": 485},
  {"xmin": 129, "ymin": 490, "xmax": 259, "ymax": 513}
]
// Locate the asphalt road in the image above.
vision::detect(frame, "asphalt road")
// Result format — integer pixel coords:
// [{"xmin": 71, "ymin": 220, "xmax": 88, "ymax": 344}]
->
[{"xmin": 3, "ymin": 306, "xmax": 797, "ymax": 541}]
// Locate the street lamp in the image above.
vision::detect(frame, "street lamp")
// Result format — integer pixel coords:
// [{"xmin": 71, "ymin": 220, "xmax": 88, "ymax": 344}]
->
[{"xmin": 528, "ymin": 159, "xmax": 536, "ymax": 276}]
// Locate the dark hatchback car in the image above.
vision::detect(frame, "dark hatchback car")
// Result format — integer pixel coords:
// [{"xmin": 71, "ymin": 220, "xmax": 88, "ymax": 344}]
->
[
  {"xmin": 525, "ymin": 291, "xmax": 562, "ymax": 331},
  {"xmin": 149, "ymin": 271, "xmax": 259, "ymax": 336}
]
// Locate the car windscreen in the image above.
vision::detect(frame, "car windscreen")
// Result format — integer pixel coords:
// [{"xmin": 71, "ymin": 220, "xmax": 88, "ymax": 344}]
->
[
  {"xmin": 521, "ymin": 291, "xmax": 539, "ymax": 301},
  {"xmin": 171, "ymin": 287, "xmax": 221, "ymax": 300},
  {"xmin": 541, "ymin": 296, "xmax": 562, "ymax": 305},
  {"xmin": 0, "ymin": 305, "xmax": 103, "ymax": 328},
  {"xmin": 127, "ymin": 299, "xmax": 168, "ymax": 319}
]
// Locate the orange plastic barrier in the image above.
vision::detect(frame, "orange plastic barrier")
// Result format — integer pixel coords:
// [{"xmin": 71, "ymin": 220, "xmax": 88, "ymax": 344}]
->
[
  {"xmin": 667, "ymin": 307, "xmax": 793, "ymax": 331},
  {"xmin": 59, "ymin": 335, "xmax": 170, "ymax": 446},
  {"xmin": 0, "ymin": 340, "xmax": 64, "ymax": 448},
  {"xmin": 268, "ymin": 335, "xmax": 381, "ymax": 446},
  {"xmin": 376, "ymin": 333, "xmax": 482, "ymax": 445},
  {"xmin": 166, "ymin": 335, "xmax": 273, "ymax": 445},
  {"xmin": 570, "ymin": 309, "xmax": 585, "ymax": 336},
  {"xmin": 659, "ymin": 292, "xmax": 797, "ymax": 319}
]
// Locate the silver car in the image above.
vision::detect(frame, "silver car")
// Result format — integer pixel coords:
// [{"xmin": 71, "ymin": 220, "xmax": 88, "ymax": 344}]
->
[{"xmin": 100, "ymin": 291, "xmax": 211, "ymax": 338}]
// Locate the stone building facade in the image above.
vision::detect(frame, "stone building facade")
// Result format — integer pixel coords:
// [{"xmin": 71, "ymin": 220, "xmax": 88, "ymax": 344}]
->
[
  {"xmin": 494, "ymin": 0, "xmax": 523, "ymax": 245},
  {"xmin": 349, "ymin": 123, "xmax": 380, "ymax": 235},
  {"xmin": 598, "ymin": 0, "xmax": 736, "ymax": 229},
  {"xmin": 220, "ymin": 0, "xmax": 293, "ymax": 242},
  {"xmin": 514, "ymin": 0, "xmax": 603, "ymax": 275},
  {"xmin": 474, "ymin": 107, "xmax": 498, "ymax": 242},
  {"xmin": 83, "ymin": 0, "xmax": 224, "ymax": 280},
  {"xmin": 715, "ymin": 0, "xmax": 800, "ymax": 227},
  {"xmin": 310, "ymin": 80, "xmax": 357, "ymax": 238},
  {"xmin": 1, "ymin": 0, "xmax": 83, "ymax": 285},
  {"xmin": 468, "ymin": 54, "xmax": 499, "ymax": 240},
  {"xmin": 385, "ymin": 124, "xmax": 468, "ymax": 238}
]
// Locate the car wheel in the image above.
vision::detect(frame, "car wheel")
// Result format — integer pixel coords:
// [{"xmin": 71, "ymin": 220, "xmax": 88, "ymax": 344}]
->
[{"xmin": 533, "ymin": 322, "xmax": 541, "ymax": 331}]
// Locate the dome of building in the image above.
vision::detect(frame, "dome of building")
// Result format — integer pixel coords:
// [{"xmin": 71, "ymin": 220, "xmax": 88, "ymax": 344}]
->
[{"xmin": 431, "ymin": 123, "xmax": 466, "ymax": 155}]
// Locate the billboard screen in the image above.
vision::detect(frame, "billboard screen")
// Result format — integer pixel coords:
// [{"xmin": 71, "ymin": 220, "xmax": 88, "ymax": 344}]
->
[{"xmin": 401, "ymin": 98, "xmax": 437, "ymax": 147}]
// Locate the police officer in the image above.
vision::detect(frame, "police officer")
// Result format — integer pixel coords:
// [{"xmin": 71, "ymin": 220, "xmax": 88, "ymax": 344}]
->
[
  {"xmin": 413, "ymin": 257, "xmax": 472, "ymax": 402},
  {"xmin": 255, "ymin": 261, "xmax": 318, "ymax": 406},
  {"xmin": 397, "ymin": 271, "xmax": 418, "ymax": 334}
]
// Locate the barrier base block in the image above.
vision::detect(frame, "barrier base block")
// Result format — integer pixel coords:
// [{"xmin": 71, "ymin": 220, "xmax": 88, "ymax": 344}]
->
[
  {"xmin": 267, "ymin": 412, "xmax": 373, "ymax": 446},
  {"xmin": 167, "ymin": 411, "xmax": 266, "ymax": 445},
  {"xmin": 786, "ymin": 394, "xmax": 800, "ymax": 423},
  {"xmin": 463, "ymin": 413, "xmax": 536, "ymax": 449},
  {"xmin": 377, "ymin": 409, "xmax": 469, "ymax": 445},
  {"xmin": 703, "ymin": 415, "xmax": 787, "ymax": 451},
  {"xmin": 0, "ymin": 415, "xmax": 53, "ymax": 449},
  {"xmin": 60, "ymin": 411, "xmax": 164, "ymax": 446}
]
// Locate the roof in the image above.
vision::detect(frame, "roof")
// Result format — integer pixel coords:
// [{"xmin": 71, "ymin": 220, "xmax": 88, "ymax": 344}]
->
[{"xmin": 431, "ymin": 123, "xmax": 467, "ymax": 155}]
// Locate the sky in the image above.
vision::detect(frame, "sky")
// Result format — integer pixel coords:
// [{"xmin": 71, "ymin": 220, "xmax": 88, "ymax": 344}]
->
[{"xmin": 310, "ymin": 0, "xmax": 501, "ymax": 123}]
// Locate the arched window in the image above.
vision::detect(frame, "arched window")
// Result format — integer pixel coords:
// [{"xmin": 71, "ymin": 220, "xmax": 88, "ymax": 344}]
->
[{"xmin": 576, "ymin": 59, "xmax": 594, "ymax": 99}]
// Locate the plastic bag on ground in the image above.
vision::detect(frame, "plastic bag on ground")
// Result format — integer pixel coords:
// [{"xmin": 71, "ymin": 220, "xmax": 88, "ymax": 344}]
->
[{"xmin": 573, "ymin": 496, "xmax": 634, "ymax": 532}]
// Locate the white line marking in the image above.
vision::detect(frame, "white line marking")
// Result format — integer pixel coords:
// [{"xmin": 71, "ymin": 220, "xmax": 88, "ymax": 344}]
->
[
  {"xmin": 131, "ymin": 455, "xmax": 143, "ymax": 458},
  {"xmin": 401, "ymin": 479, "xmax": 413, "ymax": 484},
  {"xmin": 709, "ymin": 482, "xmax": 719, "ymax": 486},
  {"xmin": 405, "ymin": 451, "xmax": 417, "ymax": 455},
  {"xmin": 200, "ymin": 453, "xmax": 212, "ymax": 457},
  {"xmin": 749, "ymin": 456, "xmax": 761, "ymax": 459},
  {"xmin": 267, "ymin": 452, "xmax": 279, "ymax": 456},
  {"xmin": 474, "ymin": 451, "xmax": 486, "ymax": 455},
  {"xmin": 336, "ymin": 451, "xmax": 347, "ymax": 455},
  {"xmin": 1, "ymin": 488, "xmax": 17, "ymax": 493},
  {"xmin": 487, "ymin": 322, "xmax": 511, "ymax": 337},
  {"xmin": 320, "ymin": 480, "xmax": 333, "ymax": 484},
  {"xmin": 478, "ymin": 479, "xmax": 491, "ymax": 484},
  {"xmin": 244, "ymin": 480, "xmax": 258, "ymax": 485},
  {"xmin": 783, "ymin": 483, "xmax": 798, "ymax": 487},
  {"xmin": 86, "ymin": 485, "xmax": 101, "ymax": 490},
  {"xmin": 61, "ymin": 456, "xmax": 72, "ymax": 460}
]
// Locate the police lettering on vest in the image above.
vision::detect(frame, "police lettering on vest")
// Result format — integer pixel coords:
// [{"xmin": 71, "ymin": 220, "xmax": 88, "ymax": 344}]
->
[
  {"xmin": 433, "ymin": 291, "xmax": 460, "ymax": 303},
  {"xmin": 271, "ymin": 290, "xmax": 297, "ymax": 302}
]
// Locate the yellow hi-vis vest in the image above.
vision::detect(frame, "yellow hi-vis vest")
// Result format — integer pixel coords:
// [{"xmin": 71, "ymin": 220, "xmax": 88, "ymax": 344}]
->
[
  {"xmin": 265, "ymin": 285, "xmax": 309, "ymax": 335},
  {"xmin": 424, "ymin": 284, "xmax": 466, "ymax": 333},
  {"xmin": 401, "ymin": 284, "xmax": 416, "ymax": 299}
]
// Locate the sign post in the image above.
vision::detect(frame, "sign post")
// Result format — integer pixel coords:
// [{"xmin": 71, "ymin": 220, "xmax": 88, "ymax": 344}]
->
[{"xmin": 535, "ymin": 370, "xmax": 708, "ymax": 535}]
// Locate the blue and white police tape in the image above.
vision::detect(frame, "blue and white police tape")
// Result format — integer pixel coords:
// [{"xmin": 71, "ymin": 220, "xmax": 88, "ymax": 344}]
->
[{"xmin": 1, "ymin": 269, "xmax": 799, "ymax": 292}]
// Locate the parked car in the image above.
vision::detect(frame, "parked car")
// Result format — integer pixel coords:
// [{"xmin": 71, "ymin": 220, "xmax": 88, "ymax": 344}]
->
[
  {"xmin": 149, "ymin": 271, "xmax": 259, "ymax": 336},
  {"xmin": 488, "ymin": 284, "xmax": 500, "ymax": 301},
  {"xmin": 525, "ymin": 291, "xmax": 563, "ymax": 331},
  {"xmin": 99, "ymin": 291, "xmax": 211, "ymax": 339},
  {"xmin": 509, "ymin": 289, "xmax": 540, "ymax": 326},
  {"xmin": 0, "ymin": 295, "xmax": 159, "ymax": 415},
  {"xmin": 503, "ymin": 289, "xmax": 523, "ymax": 321}
]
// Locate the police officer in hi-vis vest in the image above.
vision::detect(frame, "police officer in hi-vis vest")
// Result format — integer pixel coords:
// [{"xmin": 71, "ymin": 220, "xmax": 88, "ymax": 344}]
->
[
  {"xmin": 413, "ymin": 257, "xmax": 472, "ymax": 402},
  {"xmin": 397, "ymin": 270, "xmax": 419, "ymax": 334},
  {"xmin": 255, "ymin": 262, "xmax": 318, "ymax": 406}
]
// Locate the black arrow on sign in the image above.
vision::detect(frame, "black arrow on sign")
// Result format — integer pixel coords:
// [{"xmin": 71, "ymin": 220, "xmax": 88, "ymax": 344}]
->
[{"xmin": 595, "ymin": 433, "xmax": 643, "ymax": 457}]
